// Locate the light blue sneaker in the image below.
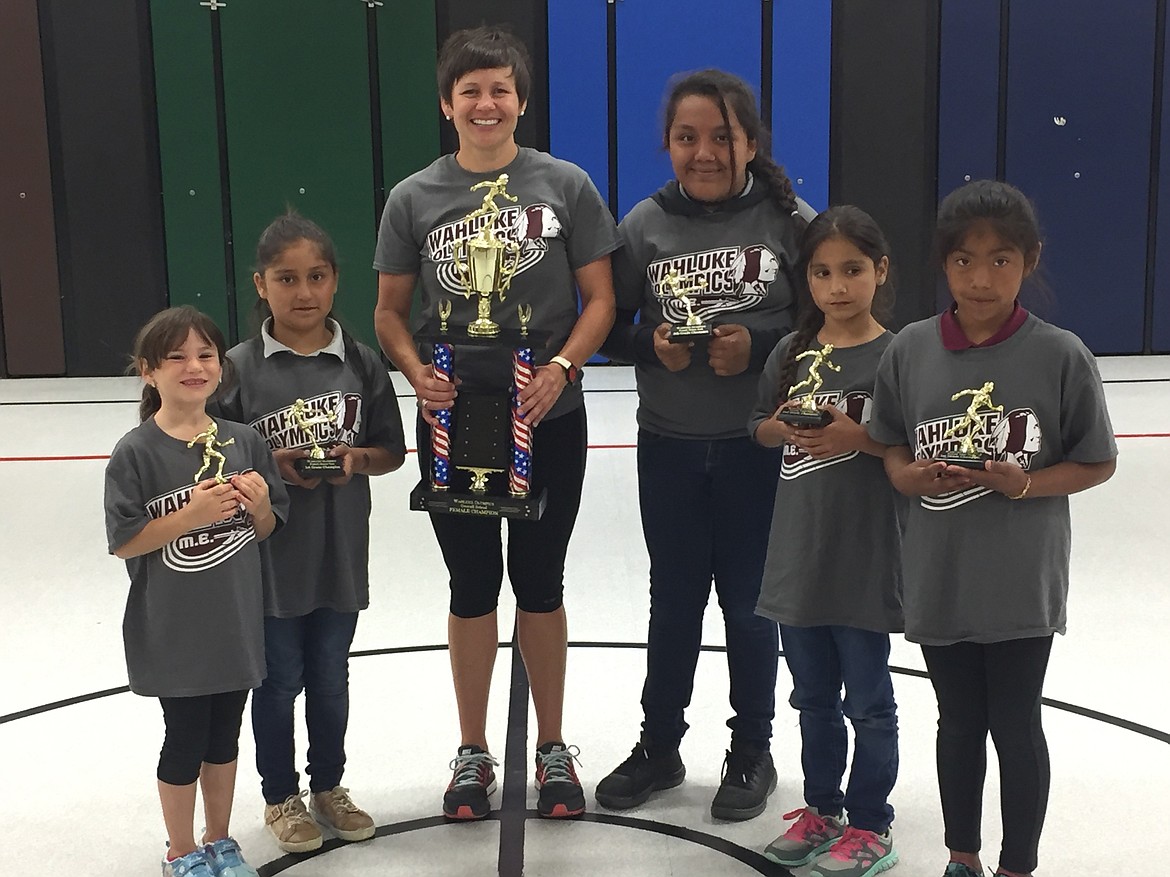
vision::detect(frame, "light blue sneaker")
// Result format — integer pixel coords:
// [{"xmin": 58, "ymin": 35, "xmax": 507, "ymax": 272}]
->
[
  {"xmin": 203, "ymin": 837, "xmax": 260, "ymax": 877},
  {"xmin": 162, "ymin": 848, "xmax": 216, "ymax": 877}
]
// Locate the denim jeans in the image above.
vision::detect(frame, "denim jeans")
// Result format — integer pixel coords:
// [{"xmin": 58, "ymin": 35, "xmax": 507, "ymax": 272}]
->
[
  {"xmin": 252, "ymin": 607, "xmax": 360, "ymax": 804},
  {"xmin": 637, "ymin": 430, "xmax": 781, "ymax": 750},
  {"xmin": 780, "ymin": 624, "xmax": 899, "ymax": 833}
]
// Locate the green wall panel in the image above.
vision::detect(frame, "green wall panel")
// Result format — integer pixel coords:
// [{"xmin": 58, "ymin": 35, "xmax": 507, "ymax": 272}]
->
[
  {"xmin": 377, "ymin": 1, "xmax": 440, "ymax": 203},
  {"xmin": 150, "ymin": 0, "xmax": 229, "ymax": 333},
  {"xmin": 220, "ymin": 0, "xmax": 378, "ymax": 347}
]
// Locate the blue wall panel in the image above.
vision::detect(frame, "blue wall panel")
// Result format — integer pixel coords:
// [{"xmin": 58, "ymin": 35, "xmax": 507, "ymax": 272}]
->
[
  {"xmin": 773, "ymin": 0, "xmax": 830, "ymax": 212},
  {"xmin": 615, "ymin": 0, "xmax": 762, "ymax": 218},
  {"xmin": 937, "ymin": 0, "xmax": 999, "ymax": 197},
  {"xmin": 549, "ymin": 1, "xmax": 609, "ymax": 203},
  {"xmin": 1006, "ymin": 1, "xmax": 1154, "ymax": 353}
]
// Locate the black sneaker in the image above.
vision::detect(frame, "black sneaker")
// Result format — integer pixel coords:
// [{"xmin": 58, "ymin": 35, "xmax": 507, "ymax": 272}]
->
[
  {"xmin": 594, "ymin": 740, "xmax": 686, "ymax": 810},
  {"xmin": 534, "ymin": 741, "xmax": 586, "ymax": 818},
  {"xmin": 443, "ymin": 744, "xmax": 498, "ymax": 820},
  {"xmin": 710, "ymin": 747, "xmax": 776, "ymax": 821}
]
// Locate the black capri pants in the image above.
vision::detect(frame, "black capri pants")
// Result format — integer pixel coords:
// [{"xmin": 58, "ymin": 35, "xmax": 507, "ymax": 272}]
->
[
  {"xmin": 157, "ymin": 689, "xmax": 250, "ymax": 785},
  {"xmin": 416, "ymin": 404, "xmax": 587, "ymax": 618}
]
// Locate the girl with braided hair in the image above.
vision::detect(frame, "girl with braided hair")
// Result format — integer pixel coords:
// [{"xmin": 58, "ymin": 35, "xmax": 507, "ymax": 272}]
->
[
  {"xmin": 750, "ymin": 205, "xmax": 903, "ymax": 877},
  {"xmin": 599, "ymin": 69, "xmax": 807, "ymax": 822}
]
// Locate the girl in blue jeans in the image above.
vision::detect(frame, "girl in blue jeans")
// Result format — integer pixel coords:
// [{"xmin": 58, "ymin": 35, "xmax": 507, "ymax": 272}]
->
[
  {"xmin": 214, "ymin": 214, "xmax": 406, "ymax": 852},
  {"xmin": 750, "ymin": 206, "xmax": 904, "ymax": 877}
]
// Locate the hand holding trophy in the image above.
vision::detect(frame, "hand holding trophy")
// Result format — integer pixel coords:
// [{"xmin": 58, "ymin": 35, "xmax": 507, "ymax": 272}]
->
[
  {"xmin": 939, "ymin": 380, "xmax": 1002, "ymax": 468},
  {"xmin": 656, "ymin": 269, "xmax": 711, "ymax": 343},
  {"xmin": 777, "ymin": 344, "xmax": 840, "ymax": 428},
  {"xmin": 290, "ymin": 398, "xmax": 345, "ymax": 477}
]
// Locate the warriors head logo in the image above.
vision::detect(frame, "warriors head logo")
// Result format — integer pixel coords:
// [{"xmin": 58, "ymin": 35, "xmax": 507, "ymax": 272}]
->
[
  {"xmin": 991, "ymin": 407, "xmax": 1042, "ymax": 468},
  {"xmin": 733, "ymin": 245, "xmax": 780, "ymax": 287},
  {"xmin": 515, "ymin": 204, "xmax": 561, "ymax": 241}
]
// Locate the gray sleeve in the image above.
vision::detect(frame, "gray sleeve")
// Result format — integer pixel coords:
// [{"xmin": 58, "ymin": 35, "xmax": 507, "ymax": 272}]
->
[
  {"xmin": 565, "ymin": 171, "xmax": 619, "ymax": 270},
  {"xmin": 361, "ymin": 348, "xmax": 407, "ymax": 456},
  {"xmin": 868, "ymin": 340, "xmax": 910, "ymax": 447},
  {"xmin": 104, "ymin": 440, "xmax": 148, "ymax": 554},
  {"xmin": 1059, "ymin": 340, "xmax": 1118, "ymax": 462},
  {"xmin": 748, "ymin": 336, "xmax": 789, "ymax": 442},
  {"xmin": 246, "ymin": 428, "xmax": 290, "ymax": 530},
  {"xmin": 373, "ymin": 182, "xmax": 422, "ymax": 275}
]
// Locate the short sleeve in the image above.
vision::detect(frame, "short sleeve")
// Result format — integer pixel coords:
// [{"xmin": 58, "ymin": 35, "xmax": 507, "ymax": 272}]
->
[
  {"xmin": 373, "ymin": 182, "xmax": 423, "ymax": 275},
  {"xmin": 748, "ymin": 335, "xmax": 791, "ymax": 442},
  {"xmin": 564, "ymin": 171, "xmax": 619, "ymax": 271},
  {"xmin": 1059, "ymin": 339, "xmax": 1118, "ymax": 463},
  {"xmin": 868, "ymin": 340, "xmax": 910, "ymax": 447},
  {"xmin": 104, "ymin": 443, "xmax": 149, "ymax": 554},
  {"xmin": 359, "ymin": 347, "xmax": 407, "ymax": 456},
  {"xmin": 612, "ymin": 218, "xmax": 648, "ymax": 312},
  {"xmin": 245, "ymin": 428, "xmax": 290, "ymax": 531}
]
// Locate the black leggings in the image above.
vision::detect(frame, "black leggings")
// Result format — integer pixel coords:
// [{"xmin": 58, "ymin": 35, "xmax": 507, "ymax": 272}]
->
[
  {"xmin": 921, "ymin": 636, "xmax": 1053, "ymax": 874},
  {"xmin": 415, "ymin": 405, "xmax": 587, "ymax": 618},
  {"xmin": 157, "ymin": 689, "xmax": 250, "ymax": 785}
]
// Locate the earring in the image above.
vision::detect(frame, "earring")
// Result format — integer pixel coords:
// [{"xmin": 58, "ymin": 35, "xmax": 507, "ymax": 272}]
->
[
  {"xmin": 445, "ymin": 115, "xmax": 452, "ymax": 121},
  {"xmin": 519, "ymin": 111, "xmax": 525, "ymax": 117}
]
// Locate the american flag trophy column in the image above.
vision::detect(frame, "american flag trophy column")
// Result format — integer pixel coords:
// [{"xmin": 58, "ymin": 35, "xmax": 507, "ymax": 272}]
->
[{"xmin": 509, "ymin": 306, "xmax": 534, "ymax": 498}]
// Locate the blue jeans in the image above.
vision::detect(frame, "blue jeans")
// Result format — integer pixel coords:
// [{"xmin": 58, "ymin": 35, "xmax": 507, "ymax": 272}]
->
[
  {"xmin": 252, "ymin": 608, "xmax": 359, "ymax": 804},
  {"xmin": 637, "ymin": 430, "xmax": 781, "ymax": 750},
  {"xmin": 780, "ymin": 624, "xmax": 898, "ymax": 833}
]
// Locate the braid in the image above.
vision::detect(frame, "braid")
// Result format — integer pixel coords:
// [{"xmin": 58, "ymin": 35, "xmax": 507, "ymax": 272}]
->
[
  {"xmin": 751, "ymin": 154, "xmax": 807, "ymax": 233},
  {"xmin": 775, "ymin": 306, "xmax": 824, "ymax": 403}
]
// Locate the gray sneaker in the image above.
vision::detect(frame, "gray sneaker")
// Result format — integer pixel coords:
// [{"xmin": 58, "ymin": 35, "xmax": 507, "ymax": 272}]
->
[
  {"xmin": 810, "ymin": 825, "xmax": 897, "ymax": 876},
  {"xmin": 764, "ymin": 807, "xmax": 846, "ymax": 867}
]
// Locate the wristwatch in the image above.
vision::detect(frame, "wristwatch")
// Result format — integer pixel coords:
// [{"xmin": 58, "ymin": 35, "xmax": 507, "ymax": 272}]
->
[{"xmin": 549, "ymin": 355, "xmax": 579, "ymax": 383}]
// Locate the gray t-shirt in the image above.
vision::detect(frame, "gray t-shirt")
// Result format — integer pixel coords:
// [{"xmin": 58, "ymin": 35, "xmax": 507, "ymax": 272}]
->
[
  {"xmin": 750, "ymin": 332, "xmax": 904, "ymax": 632},
  {"xmin": 104, "ymin": 417, "xmax": 290, "ymax": 697},
  {"xmin": 868, "ymin": 313, "xmax": 1117, "ymax": 645},
  {"xmin": 214, "ymin": 330, "xmax": 407, "ymax": 618},
  {"xmin": 373, "ymin": 148, "xmax": 619, "ymax": 421},
  {"xmin": 613, "ymin": 188, "xmax": 798, "ymax": 438}
]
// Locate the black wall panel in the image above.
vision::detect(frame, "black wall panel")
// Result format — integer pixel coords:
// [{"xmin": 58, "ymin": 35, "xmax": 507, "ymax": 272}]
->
[
  {"xmin": 830, "ymin": 1, "xmax": 940, "ymax": 330},
  {"xmin": 38, "ymin": 0, "xmax": 167, "ymax": 376}
]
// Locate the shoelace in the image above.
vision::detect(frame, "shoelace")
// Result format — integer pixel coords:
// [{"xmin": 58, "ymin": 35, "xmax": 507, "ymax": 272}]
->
[
  {"xmin": 205, "ymin": 838, "xmax": 244, "ymax": 866},
  {"xmin": 278, "ymin": 791, "xmax": 315, "ymax": 827},
  {"xmin": 720, "ymin": 749, "xmax": 764, "ymax": 786},
  {"xmin": 449, "ymin": 750, "xmax": 499, "ymax": 788},
  {"xmin": 323, "ymin": 787, "xmax": 362, "ymax": 814},
  {"xmin": 538, "ymin": 745, "xmax": 582, "ymax": 784},
  {"xmin": 828, "ymin": 825, "xmax": 882, "ymax": 861},
  {"xmin": 781, "ymin": 807, "xmax": 830, "ymax": 841}
]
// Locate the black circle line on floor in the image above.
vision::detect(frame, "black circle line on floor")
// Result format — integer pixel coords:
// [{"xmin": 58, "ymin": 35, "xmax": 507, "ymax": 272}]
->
[
  {"xmin": 252, "ymin": 812, "xmax": 793, "ymax": 877},
  {"xmin": 2, "ymin": 641, "xmax": 1167, "ymax": 747}
]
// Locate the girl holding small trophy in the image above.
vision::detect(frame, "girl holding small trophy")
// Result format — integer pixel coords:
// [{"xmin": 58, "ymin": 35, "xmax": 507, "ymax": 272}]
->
[
  {"xmin": 213, "ymin": 213, "xmax": 406, "ymax": 852},
  {"xmin": 869, "ymin": 180, "xmax": 1117, "ymax": 877},
  {"xmin": 105, "ymin": 306, "xmax": 288, "ymax": 877},
  {"xmin": 598, "ymin": 69, "xmax": 805, "ymax": 822},
  {"xmin": 749, "ymin": 206, "xmax": 903, "ymax": 877}
]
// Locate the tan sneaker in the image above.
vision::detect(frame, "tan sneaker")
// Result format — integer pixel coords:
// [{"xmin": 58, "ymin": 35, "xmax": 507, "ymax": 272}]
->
[
  {"xmin": 264, "ymin": 791, "xmax": 323, "ymax": 853},
  {"xmin": 311, "ymin": 786, "xmax": 376, "ymax": 842}
]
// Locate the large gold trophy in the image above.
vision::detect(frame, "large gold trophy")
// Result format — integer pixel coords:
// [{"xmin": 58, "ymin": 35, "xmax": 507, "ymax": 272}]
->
[
  {"xmin": 451, "ymin": 175, "xmax": 523, "ymax": 337},
  {"xmin": 408, "ymin": 175, "xmax": 549, "ymax": 520}
]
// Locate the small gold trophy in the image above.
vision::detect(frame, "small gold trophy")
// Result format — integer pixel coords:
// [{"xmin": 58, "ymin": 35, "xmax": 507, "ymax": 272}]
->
[
  {"xmin": 939, "ymin": 381, "xmax": 1002, "ymax": 468},
  {"xmin": 656, "ymin": 269, "xmax": 711, "ymax": 343},
  {"xmin": 451, "ymin": 174, "xmax": 523, "ymax": 337},
  {"xmin": 189, "ymin": 420, "xmax": 235, "ymax": 484},
  {"xmin": 778, "ymin": 344, "xmax": 840, "ymax": 428},
  {"xmin": 290, "ymin": 398, "xmax": 344, "ymax": 477}
]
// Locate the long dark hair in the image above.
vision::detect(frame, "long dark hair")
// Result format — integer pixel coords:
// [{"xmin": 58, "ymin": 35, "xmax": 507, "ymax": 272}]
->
[
  {"xmin": 131, "ymin": 306, "xmax": 231, "ymax": 422},
  {"xmin": 775, "ymin": 205, "xmax": 894, "ymax": 401},
  {"xmin": 662, "ymin": 69, "xmax": 806, "ymax": 231},
  {"xmin": 252, "ymin": 211, "xmax": 338, "ymax": 331}
]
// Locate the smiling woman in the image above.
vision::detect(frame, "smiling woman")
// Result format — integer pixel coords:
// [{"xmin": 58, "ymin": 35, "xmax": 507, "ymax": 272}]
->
[{"xmin": 371, "ymin": 25, "xmax": 619, "ymax": 827}]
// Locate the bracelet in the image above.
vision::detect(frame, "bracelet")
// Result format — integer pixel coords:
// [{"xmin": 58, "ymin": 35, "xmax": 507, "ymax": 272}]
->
[{"xmin": 1006, "ymin": 474, "xmax": 1031, "ymax": 500}]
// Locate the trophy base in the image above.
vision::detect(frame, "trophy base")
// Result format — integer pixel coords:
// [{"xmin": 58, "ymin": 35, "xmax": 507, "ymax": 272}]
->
[
  {"xmin": 937, "ymin": 453, "xmax": 988, "ymax": 470},
  {"xmin": 778, "ymin": 408, "xmax": 832, "ymax": 428},
  {"xmin": 410, "ymin": 480, "xmax": 548, "ymax": 520},
  {"xmin": 294, "ymin": 456, "xmax": 345, "ymax": 477},
  {"xmin": 668, "ymin": 322, "xmax": 712, "ymax": 344}
]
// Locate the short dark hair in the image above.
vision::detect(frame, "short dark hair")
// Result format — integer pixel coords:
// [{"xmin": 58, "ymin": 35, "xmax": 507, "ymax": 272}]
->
[
  {"xmin": 935, "ymin": 179, "xmax": 1042, "ymax": 266},
  {"xmin": 437, "ymin": 26, "xmax": 532, "ymax": 105}
]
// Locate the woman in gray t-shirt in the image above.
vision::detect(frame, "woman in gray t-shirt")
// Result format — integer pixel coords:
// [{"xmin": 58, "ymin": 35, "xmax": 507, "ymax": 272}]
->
[{"xmin": 373, "ymin": 26, "xmax": 618, "ymax": 822}]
